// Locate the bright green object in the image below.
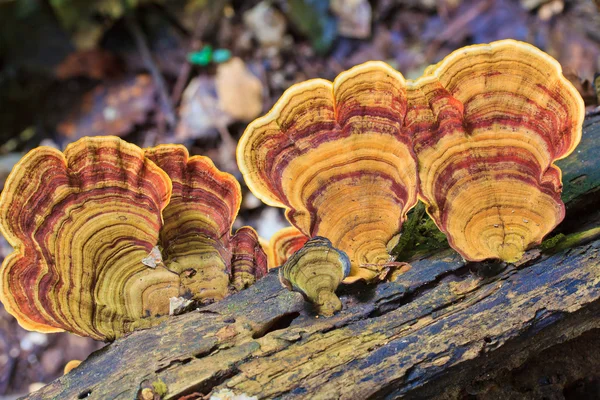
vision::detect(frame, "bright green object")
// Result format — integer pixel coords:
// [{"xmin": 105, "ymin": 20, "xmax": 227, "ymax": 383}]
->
[
  {"xmin": 187, "ymin": 45, "xmax": 213, "ymax": 66},
  {"xmin": 212, "ymin": 48, "xmax": 231, "ymax": 64},
  {"xmin": 187, "ymin": 46, "xmax": 232, "ymax": 66}
]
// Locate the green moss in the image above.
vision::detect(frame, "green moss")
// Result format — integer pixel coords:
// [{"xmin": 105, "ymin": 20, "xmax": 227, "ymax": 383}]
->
[
  {"xmin": 540, "ymin": 228, "xmax": 600, "ymax": 254},
  {"xmin": 390, "ymin": 202, "xmax": 426, "ymax": 257},
  {"xmin": 557, "ymin": 114, "xmax": 600, "ymax": 204},
  {"xmin": 152, "ymin": 379, "xmax": 168, "ymax": 397},
  {"xmin": 391, "ymin": 201, "xmax": 449, "ymax": 261},
  {"xmin": 540, "ymin": 233, "xmax": 567, "ymax": 251},
  {"xmin": 555, "ymin": 228, "xmax": 600, "ymax": 252}
]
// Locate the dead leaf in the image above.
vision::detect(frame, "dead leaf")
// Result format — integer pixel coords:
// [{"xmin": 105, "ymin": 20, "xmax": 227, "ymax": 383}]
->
[
  {"xmin": 55, "ymin": 49, "xmax": 123, "ymax": 80},
  {"xmin": 215, "ymin": 58, "xmax": 264, "ymax": 122},
  {"xmin": 169, "ymin": 297, "xmax": 193, "ymax": 316},
  {"xmin": 175, "ymin": 76, "xmax": 231, "ymax": 142},
  {"xmin": 142, "ymin": 246, "xmax": 164, "ymax": 269},
  {"xmin": 331, "ymin": 0, "xmax": 372, "ymax": 39},
  {"xmin": 56, "ymin": 75, "xmax": 156, "ymax": 139},
  {"xmin": 243, "ymin": 2, "xmax": 287, "ymax": 48}
]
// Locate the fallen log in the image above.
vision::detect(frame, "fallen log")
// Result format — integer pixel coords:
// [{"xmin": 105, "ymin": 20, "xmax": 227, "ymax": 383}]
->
[{"xmin": 25, "ymin": 111, "xmax": 600, "ymax": 400}]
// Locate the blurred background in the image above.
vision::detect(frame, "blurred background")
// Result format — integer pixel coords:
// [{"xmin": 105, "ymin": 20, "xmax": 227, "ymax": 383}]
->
[{"xmin": 0, "ymin": 0, "xmax": 599, "ymax": 397}]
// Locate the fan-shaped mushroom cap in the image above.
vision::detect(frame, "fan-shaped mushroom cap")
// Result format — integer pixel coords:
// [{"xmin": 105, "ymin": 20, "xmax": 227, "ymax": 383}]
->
[
  {"xmin": 145, "ymin": 145, "xmax": 242, "ymax": 301},
  {"xmin": 0, "ymin": 137, "xmax": 176, "ymax": 340},
  {"xmin": 238, "ymin": 62, "xmax": 419, "ymax": 281},
  {"xmin": 268, "ymin": 226, "xmax": 308, "ymax": 268},
  {"xmin": 230, "ymin": 226, "xmax": 268, "ymax": 290},
  {"xmin": 145, "ymin": 145, "xmax": 268, "ymax": 298},
  {"xmin": 407, "ymin": 40, "xmax": 584, "ymax": 262},
  {"xmin": 279, "ymin": 237, "xmax": 350, "ymax": 317}
]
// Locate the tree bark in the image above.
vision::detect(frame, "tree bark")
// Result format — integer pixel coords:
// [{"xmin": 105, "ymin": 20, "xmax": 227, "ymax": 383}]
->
[{"xmin": 25, "ymin": 111, "xmax": 600, "ymax": 400}]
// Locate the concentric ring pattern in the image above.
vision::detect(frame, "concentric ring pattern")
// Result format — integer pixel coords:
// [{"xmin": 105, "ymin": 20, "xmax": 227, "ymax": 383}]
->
[
  {"xmin": 279, "ymin": 236, "xmax": 351, "ymax": 316},
  {"xmin": 268, "ymin": 226, "xmax": 308, "ymax": 268},
  {"xmin": 145, "ymin": 145, "xmax": 244, "ymax": 302},
  {"xmin": 1, "ymin": 139, "xmax": 268, "ymax": 340},
  {"xmin": 0, "ymin": 137, "xmax": 175, "ymax": 340},
  {"xmin": 238, "ymin": 62, "xmax": 420, "ymax": 281},
  {"xmin": 408, "ymin": 40, "xmax": 584, "ymax": 262},
  {"xmin": 239, "ymin": 39, "xmax": 584, "ymax": 268}
]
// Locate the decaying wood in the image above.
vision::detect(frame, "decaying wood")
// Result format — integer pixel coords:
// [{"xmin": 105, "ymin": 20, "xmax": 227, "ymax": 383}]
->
[{"xmin": 25, "ymin": 112, "xmax": 600, "ymax": 400}]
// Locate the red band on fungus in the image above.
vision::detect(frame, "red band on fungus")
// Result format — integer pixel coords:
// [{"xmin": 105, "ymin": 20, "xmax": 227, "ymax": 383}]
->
[
  {"xmin": 0, "ymin": 139, "xmax": 268, "ymax": 340},
  {"xmin": 268, "ymin": 226, "xmax": 309, "ymax": 268},
  {"xmin": 145, "ymin": 145, "xmax": 242, "ymax": 301},
  {"xmin": 408, "ymin": 40, "xmax": 584, "ymax": 262},
  {"xmin": 230, "ymin": 226, "xmax": 268, "ymax": 291},
  {"xmin": 145, "ymin": 145, "xmax": 267, "ymax": 299}
]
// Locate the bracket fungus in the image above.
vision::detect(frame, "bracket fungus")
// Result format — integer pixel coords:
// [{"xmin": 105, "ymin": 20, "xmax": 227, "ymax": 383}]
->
[
  {"xmin": 239, "ymin": 39, "xmax": 584, "ymax": 269},
  {"xmin": 144, "ymin": 145, "xmax": 267, "ymax": 301},
  {"xmin": 237, "ymin": 62, "xmax": 419, "ymax": 282},
  {"xmin": 267, "ymin": 226, "xmax": 308, "ymax": 268},
  {"xmin": 407, "ymin": 40, "xmax": 584, "ymax": 262},
  {"xmin": 279, "ymin": 237, "xmax": 350, "ymax": 316},
  {"xmin": 0, "ymin": 137, "xmax": 175, "ymax": 340},
  {"xmin": 229, "ymin": 226, "xmax": 268, "ymax": 291},
  {"xmin": 0, "ymin": 138, "xmax": 266, "ymax": 340}
]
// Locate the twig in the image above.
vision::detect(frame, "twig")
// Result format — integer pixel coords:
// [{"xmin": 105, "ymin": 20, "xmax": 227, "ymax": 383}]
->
[
  {"xmin": 124, "ymin": 10, "xmax": 177, "ymax": 129},
  {"xmin": 425, "ymin": 0, "xmax": 493, "ymax": 60},
  {"xmin": 171, "ymin": 14, "xmax": 207, "ymax": 106}
]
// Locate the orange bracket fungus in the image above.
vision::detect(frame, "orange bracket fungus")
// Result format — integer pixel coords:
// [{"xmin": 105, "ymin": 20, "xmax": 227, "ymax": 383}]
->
[
  {"xmin": 145, "ymin": 145, "xmax": 267, "ymax": 301},
  {"xmin": 230, "ymin": 226, "xmax": 268, "ymax": 291},
  {"xmin": 279, "ymin": 237, "xmax": 351, "ymax": 316},
  {"xmin": 0, "ymin": 137, "xmax": 176, "ymax": 340},
  {"xmin": 267, "ymin": 226, "xmax": 309, "ymax": 268},
  {"xmin": 0, "ymin": 137, "xmax": 266, "ymax": 340},
  {"xmin": 407, "ymin": 40, "xmax": 584, "ymax": 262},
  {"xmin": 63, "ymin": 360, "xmax": 82, "ymax": 375},
  {"xmin": 237, "ymin": 62, "xmax": 419, "ymax": 282},
  {"xmin": 239, "ymin": 39, "xmax": 584, "ymax": 269}
]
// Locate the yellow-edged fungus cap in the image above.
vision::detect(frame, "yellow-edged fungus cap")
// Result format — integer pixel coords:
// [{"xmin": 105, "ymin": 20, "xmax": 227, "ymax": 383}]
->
[
  {"xmin": 268, "ymin": 226, "xmax": 308, "ymax": 268},
  {"xmin": 279, "ymin": 237, "xmax": 350, "ymax": 317},
  {"xmin": 0, "ymin": 138, "xmax": 268, "ymax": 340},
  {"xmin": 145, "ymin": 145, "xmax": 267, "ymax": 300},
  {"xmin": 230, "ymin": 226, "xmax": 268, "ymax": 291},
  {"xmin": 238, "ymin": 62, "xmax": 419, "ymax": 281},
  {"xmin": 0, "ymin": 137, "xmax": 176, "ymax": 340},
  {"xmin": 407, "ymin": 39, "xmax": 584, "ymax": 262}
]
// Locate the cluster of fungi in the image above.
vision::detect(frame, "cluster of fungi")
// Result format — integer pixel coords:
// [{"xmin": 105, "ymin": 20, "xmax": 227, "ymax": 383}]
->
[
  {"xmin": 239, "ymin": 39, "xmax": 583, "ymax": 315},
  {"xmin": 0, "ymin": 138, "xmax": 267, "ymax": 341},
  {"xmin": 0, "ymin": 40, "xmax": 584, "ymax": 342}
]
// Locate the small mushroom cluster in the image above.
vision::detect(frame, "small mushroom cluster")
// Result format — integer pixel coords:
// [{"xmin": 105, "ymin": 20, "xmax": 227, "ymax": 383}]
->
[
  {"xmin": 0, "ymin": 137, "xmax": 266, "ymax": 340},
  {"xmin": 239, "ymin": 40, "xmax": 584, "ymax": 313}
]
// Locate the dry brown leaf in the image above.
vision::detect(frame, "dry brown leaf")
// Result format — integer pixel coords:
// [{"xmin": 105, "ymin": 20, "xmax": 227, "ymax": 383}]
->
[
  {"xmin": 55, "ymin": 49, "xmax": 123, "ymax": 80},
  {"xmin": 175, "ymin": 76, "xmax": 232, "ymax": 142},
  {"xmin": 56, "ymin": 75, "xmax": 155, "ymax": 139},
  {"xmin": 215, "ymin": 58, "xmax": 264, "ymax": 122},
  {"xmin": 243, "ymin": 2, "xmax": 287, "ymax": 48},
  {"xmin": 331, "ymin": 0, "xmax": 372, "ymax": 39}
]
